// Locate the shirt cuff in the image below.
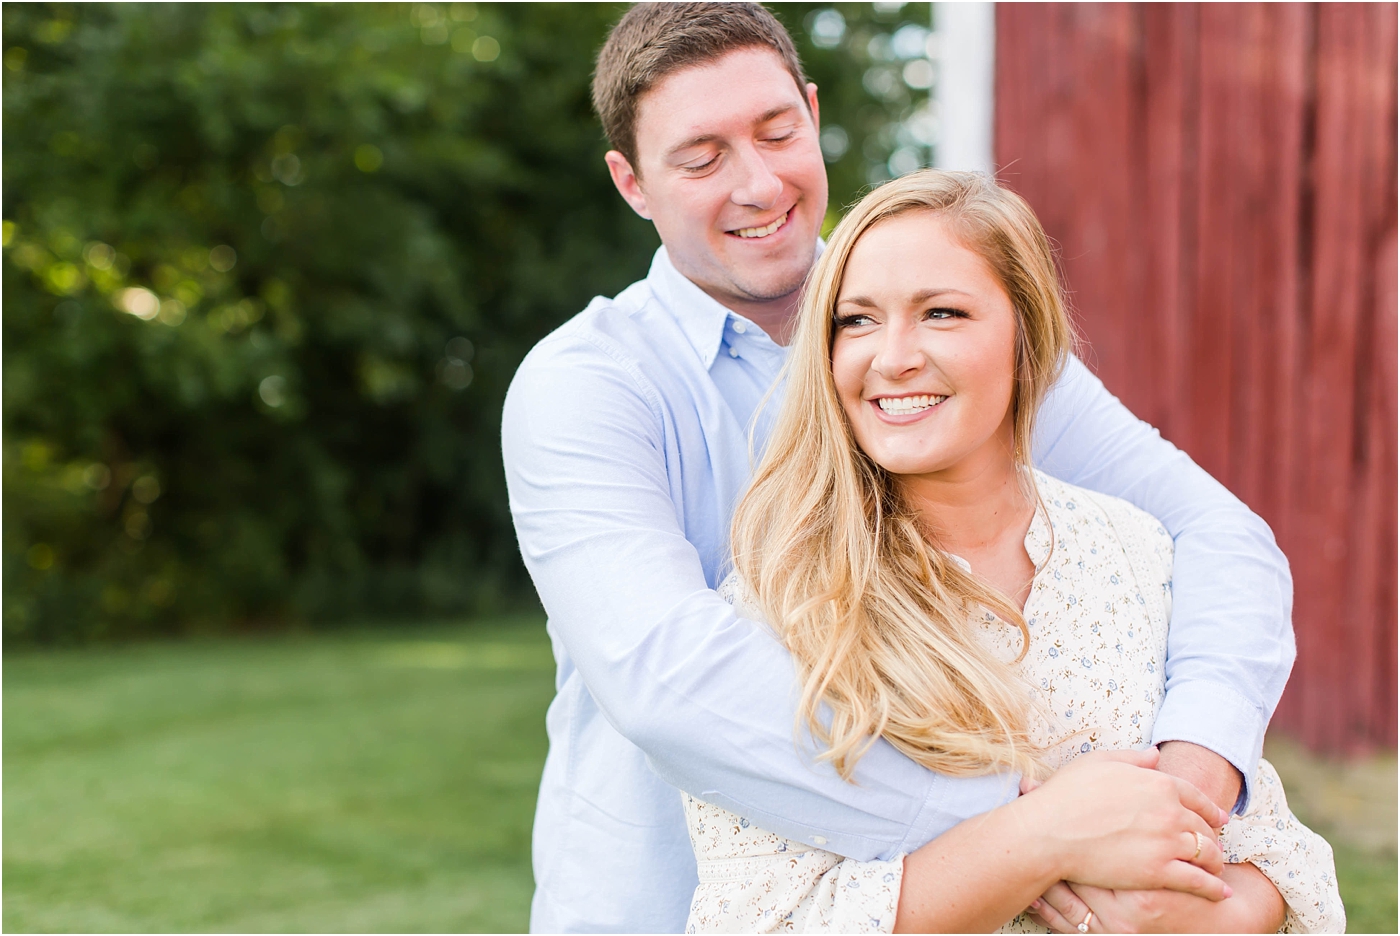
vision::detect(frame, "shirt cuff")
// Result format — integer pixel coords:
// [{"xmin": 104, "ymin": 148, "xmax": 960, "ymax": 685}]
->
[{"xmin": 1150, "ymin": 679, "xmax": 1267, "ymax": 814}]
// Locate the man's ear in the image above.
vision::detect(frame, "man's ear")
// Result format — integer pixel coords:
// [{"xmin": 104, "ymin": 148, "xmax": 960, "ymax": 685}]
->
[
  {"xmin": 604, "ymin": 151, "xmax": 651, "ymax": 220},
  {"xmin": 805, "ymin": 82, "xmax": 821, "ymax": 133}
]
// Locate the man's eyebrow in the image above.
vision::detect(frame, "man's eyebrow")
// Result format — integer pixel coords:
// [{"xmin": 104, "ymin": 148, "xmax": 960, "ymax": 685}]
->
[
  {"xmin": 664, "ymin": 105, "xmax": 803, "ymax": 160},
  {"xmin": 835, "ymin": 288, "xmax": 973, "ymax": 309},
  {"xmin": 665, "ymin": 133, "xmax": 719, "ymax": 160}
]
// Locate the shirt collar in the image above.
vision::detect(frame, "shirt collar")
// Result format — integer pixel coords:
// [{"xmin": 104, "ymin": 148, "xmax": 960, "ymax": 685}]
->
[
  {"xmin": 646, "ymin": 246, "xmax": 733, "ymax": 370},
  {"xmin": 646, "ymin": 239, "xmax": 827, "ymax": 368}
]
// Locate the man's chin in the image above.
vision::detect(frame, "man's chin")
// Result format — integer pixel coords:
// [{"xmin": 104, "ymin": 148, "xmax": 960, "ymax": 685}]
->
[{"xmin": 723, "ymin": 260, "xmax": 814, "ymax": 304}]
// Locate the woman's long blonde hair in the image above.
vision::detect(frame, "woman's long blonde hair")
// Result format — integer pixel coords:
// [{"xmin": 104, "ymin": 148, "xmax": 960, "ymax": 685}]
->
[{"xmin": 731, "ymin": 170, "xmax": 1074, "ymax": 780}]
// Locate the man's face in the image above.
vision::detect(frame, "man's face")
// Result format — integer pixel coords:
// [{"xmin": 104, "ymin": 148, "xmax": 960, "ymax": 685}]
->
[{"xmin": 606, "ymin": 47, "xmax": 829, "ymax": 311}]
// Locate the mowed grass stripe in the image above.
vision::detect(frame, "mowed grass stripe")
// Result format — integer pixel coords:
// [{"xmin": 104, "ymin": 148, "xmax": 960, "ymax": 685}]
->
[
  {"xmin": 5, "ymin": 621, "xmax": 554, "ymax": 933},
  {"xmin": 6, "ymin": 622, "xmax": 1395, "ymax": 932}
]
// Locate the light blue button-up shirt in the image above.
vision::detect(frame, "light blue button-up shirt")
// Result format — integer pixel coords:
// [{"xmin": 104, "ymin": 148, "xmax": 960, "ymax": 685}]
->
[{"xmin": 502, "ymin": 247, "xmax": 1294, "ymax": 934}]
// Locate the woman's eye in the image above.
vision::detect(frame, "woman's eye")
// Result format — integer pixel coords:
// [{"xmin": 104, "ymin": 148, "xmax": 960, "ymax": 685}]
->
[
  {"xmin": 926, "ymin": 307, "xmax": 965, "ymax": 321},
  {"xmin": 835, "ymin": 314, "xmax": 874, "ymax": 329}
]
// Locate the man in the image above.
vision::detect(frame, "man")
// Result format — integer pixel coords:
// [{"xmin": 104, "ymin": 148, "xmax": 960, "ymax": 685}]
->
[{"xmin": 502, "ymin": 4, "xmax": 1294, "ymax": 932}]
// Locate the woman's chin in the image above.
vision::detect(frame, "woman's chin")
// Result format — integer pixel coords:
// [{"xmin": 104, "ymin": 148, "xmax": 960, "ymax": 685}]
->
[{"xmin": 869, "ymin": 451, "xmax": 958, "ymax": 478}]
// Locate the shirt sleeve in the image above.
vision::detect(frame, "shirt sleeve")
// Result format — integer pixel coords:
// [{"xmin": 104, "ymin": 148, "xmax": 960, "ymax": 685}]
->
[
  {"xmin": 1032, "ymin": 356, "xmax": 1296, "ymax": 810},
  {"xmin": 502, "ymin": 332, "xmax": 1019, "ymax": 863}
]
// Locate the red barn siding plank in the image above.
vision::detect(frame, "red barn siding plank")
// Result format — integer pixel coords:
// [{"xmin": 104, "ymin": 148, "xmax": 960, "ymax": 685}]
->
[
  {"xmin": 995, "ymin": 2, "xmax": 1397, "ymax": 751},
  {"xmin": 1371, "ymin": 225, "xmax": 1398, "ymax": 746},
  {"xmin": 1291, "ymin": 3, "xmax": 1392, "ymax": 749},
  {"xmin": 1139, "ymin": 4, "xmax": 1197, "ymax": 440}
]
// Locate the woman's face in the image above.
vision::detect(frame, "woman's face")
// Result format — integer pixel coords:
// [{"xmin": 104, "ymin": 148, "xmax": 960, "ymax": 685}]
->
[{"xmin": 831, "ymin": 211, "xmax": 1019, "ymax": 482}]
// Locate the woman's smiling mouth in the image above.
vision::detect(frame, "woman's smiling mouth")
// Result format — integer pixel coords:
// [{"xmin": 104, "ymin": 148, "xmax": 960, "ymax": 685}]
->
[{"xmin": 873, "ymin": 394, "xmax": 949, "ymax": 417}]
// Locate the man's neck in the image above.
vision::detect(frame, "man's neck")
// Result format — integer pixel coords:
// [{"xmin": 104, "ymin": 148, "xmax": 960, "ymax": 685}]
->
[
  {"xmin": 698, "ymin": 284, "xmax": 800, "ymax": 346},
  {"xmin": 677, "ymin": 274, "xmax": 800, "ymax": 346}
]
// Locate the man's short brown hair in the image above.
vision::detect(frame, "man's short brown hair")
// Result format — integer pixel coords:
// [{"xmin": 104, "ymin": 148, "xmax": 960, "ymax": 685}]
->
[{"xmin": 591, "ymin": 3, "xmax": 809, "ymax": 169}]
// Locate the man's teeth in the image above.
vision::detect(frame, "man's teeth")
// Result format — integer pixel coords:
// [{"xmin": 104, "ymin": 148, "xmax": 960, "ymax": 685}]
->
[
  {"xmin": 877, "ymin": 394, "xmax": 947, "ymax": 415},
  {"xmin": 732, "ymin": 211, "xmax": 788, "ymax": 239}
]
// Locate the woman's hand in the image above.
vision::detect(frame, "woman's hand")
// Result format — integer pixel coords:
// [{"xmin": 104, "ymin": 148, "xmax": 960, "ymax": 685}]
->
[
  {"xmin": 1027, "ymin": 862, "xmax": 1287, "ymax": 933},
  {"xmin": 893, "ymin": 748, "xmax": 1230, "ymax": 933},
  {"xmin": 1013, "ymin": 748, "xmax": 1231, "ymax": 900}
]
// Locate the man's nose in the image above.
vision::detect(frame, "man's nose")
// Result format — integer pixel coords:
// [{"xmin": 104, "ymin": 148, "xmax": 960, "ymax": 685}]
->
[
  {"xmin": 871, "ymin": 323, "xmax": 924, "ymax": 379},
  {"xmin": 729, "ymin": 145, "xmax": 783, "ymax": 210}
]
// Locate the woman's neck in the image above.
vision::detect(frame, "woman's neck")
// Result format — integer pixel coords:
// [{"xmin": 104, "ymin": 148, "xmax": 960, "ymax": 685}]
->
[{"xmin": 898, "ymin": 443, "xmax": 1037, "ymax": 606}]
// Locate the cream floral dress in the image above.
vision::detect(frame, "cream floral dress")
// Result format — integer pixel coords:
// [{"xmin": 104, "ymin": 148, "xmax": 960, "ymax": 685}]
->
[{"xmin": 684, "ymin": 472, "xmax": 1344, "ymax": 934}]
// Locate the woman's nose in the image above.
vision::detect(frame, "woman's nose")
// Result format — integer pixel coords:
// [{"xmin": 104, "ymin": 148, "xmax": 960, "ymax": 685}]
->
[{"xmin": 871, "ymin": 325, "xmax": 924, "ymax": 380}]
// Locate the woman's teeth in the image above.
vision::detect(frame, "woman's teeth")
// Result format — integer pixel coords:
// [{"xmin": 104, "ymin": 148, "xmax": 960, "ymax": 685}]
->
[
  {"xmin": 732, "ymin": 211, "xmax": 788, "ymax": 238},
  {"xmin": 877, "ymin": 394, "xmax": 947, "ymax": 415}
]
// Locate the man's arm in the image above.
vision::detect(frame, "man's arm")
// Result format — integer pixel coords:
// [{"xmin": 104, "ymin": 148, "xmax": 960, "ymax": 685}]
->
[
  {"xmin": 1034, "ymin": 356, "xmax": 1296, "ymax": 809},
  {"xmin": 502, "ymin": 334, "xmax": 1017, "ymax": 862}
]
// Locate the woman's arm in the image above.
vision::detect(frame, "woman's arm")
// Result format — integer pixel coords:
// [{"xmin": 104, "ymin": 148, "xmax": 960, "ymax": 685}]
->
[{"xmin": 893, "ymin": 750, "xmax": 1231, "ymax": 933}]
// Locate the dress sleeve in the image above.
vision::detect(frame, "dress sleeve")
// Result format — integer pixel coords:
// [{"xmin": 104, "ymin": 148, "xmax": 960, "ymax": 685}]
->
[
  {"xmin": 683, "ymin": 794, "xmax": 905, "ymax": 934},
  {"xmin": 1220, "ymin": 759, "xmax": 1347, "ymax": 933},
  {"xmin": 1034, "ymin": 356, "xmax": 1293, "ymax": 810},
  {"xmin": 680, "ymin": 580, "xmax": 907, "ymax": 934}
]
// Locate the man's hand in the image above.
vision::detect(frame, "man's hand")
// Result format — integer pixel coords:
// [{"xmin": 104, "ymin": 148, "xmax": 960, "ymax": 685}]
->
[{"xmin": 1156, "ymin": 740, "xmax": 1244, "ymax": 814}]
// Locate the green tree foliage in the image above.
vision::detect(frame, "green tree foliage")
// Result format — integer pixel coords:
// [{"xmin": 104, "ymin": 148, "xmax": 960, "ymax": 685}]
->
[{"xmin": 3, "ymin": 2, "xmax": 934, "ymax": 641}]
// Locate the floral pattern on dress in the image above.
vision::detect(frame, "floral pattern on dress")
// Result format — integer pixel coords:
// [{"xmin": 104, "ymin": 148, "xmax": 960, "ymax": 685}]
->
[{"xmin": 684, "ymin": 471, "xmax": 1344, "ymax": 934}]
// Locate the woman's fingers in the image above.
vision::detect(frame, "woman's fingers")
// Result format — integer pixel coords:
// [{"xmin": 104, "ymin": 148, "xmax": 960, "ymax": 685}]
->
[
  {"xmin": 1037, "ymin": 881, "xmax": 1092, "ymax": 933},
  {"xmin": 1028, "ymin": 895, "xmax": 1080, "ymax": 933},
  {"xmin": 1170, "ymin": 774, "xmax": 1230, "ymax": 830},
  {"xmin": 1181, "ymin": 826, "xmax": 1224, "ymax": 875},
  {"xmin": 1159, "ymin": 859, "xmax": 1232, "ymax": 901}
]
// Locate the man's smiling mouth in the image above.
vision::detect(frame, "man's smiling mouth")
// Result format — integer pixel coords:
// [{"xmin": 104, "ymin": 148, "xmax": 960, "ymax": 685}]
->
[
  {"xmin": 729, "ymin": 210, "xmax": 789, "ymax": 239},
  {"xmin": 876, "ymin": 394, "xmax": 948, "ymax": 416}
]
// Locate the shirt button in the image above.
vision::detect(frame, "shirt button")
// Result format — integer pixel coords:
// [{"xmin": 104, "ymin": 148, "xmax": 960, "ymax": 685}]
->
[
  {"xmin": 813, "ymin": 836, "xmax": 827, "ymax": 845},
  {"xmin": 732, "ymin": 321, "xmax": 748, "ymax": 334},
  {"xmin": 728, "ymin": 347, "xmax": 740, "ymax": 358}
]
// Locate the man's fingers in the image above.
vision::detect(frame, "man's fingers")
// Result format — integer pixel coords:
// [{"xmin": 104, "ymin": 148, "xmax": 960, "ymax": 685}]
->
[
  {"xmin": 1160, "ymin": 860, "xmax": 1231, "ymax": 901},
  {"xmin": 1171, "ymin": 774, "xmax": 1230, "ymax": 830}
]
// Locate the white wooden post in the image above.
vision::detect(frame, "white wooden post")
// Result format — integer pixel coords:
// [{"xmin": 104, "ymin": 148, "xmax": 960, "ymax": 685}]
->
[{"xmin": 933, "ymin": 2, "xmax": 996, "ymax": 174}]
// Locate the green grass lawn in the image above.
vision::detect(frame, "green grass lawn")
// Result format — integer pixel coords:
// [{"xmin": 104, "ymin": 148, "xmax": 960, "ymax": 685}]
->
[
  {"xmin": 5, "ymin": 620, "xmax": 556, "ymax": 933},
  {"xmin": 5, "ymin": 622, "xmax": 1396, "ymax": 932}
]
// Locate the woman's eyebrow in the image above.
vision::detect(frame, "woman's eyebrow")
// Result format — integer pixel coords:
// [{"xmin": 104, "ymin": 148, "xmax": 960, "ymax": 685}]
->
[
  {"xmin": 836, "ymin": 288, "xmax": 971, "ymax": 308},
  {"xmin": 908, "ymin": 287, "xmax": 972, "ymax": 303}
]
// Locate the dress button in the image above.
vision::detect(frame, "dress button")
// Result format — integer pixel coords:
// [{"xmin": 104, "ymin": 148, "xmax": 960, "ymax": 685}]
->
[
  {"xmin": 732, "ymin": 321, "xmax": 748, "ymax": 334},
  {"xmin": 728, "ymin": 347, "xmax": 740, "ymax": 358},
  {"xmin": 813, "ymin": 836, "xmax": 827, "ymax": 845}
]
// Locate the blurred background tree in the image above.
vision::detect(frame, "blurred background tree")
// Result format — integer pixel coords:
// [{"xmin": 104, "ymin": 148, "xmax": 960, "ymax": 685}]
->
[{"xmin": 3, "ymin": 2, "xmax": 938, "ymax": 641}]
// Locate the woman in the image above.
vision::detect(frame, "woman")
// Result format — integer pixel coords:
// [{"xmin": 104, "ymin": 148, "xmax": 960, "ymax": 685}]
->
[{"xmin": 683, "ymin": 171, "xmax": 1342, "ymax": 933}]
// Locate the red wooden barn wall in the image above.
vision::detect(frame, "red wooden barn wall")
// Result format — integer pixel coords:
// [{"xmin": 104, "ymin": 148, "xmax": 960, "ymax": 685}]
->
[{"xmin": 994, "ymin": 3, "xmax": 1397, "ymax": 753}]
